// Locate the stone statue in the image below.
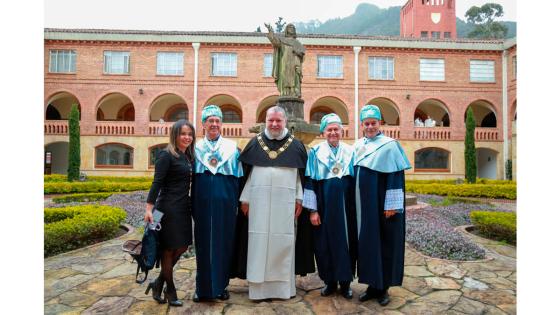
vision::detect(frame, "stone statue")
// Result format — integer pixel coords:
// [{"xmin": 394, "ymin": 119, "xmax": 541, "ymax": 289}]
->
[{"xmin": 264, "ymin": 23, "xmax": 305, "ymax": 98}]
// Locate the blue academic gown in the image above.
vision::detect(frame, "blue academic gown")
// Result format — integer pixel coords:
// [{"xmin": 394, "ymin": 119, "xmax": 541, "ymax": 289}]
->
[
  {"xmin": 304, "ymin": 141, "xmax": 358, "ymax": 284},
  {"xmin": 353, "ymin": 133, "xmax": 411, "ymax": 290},
  {"xmin": 192, "ymin": 136, "xmax": 243, "ymax": 298}
]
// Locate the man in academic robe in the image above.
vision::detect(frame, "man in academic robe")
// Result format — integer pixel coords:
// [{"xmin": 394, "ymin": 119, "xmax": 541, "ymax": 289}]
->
[
  {"xmin": 237, "ymin": 105, "xmax": 313, "ymax": 300},
  {"xmin": 354, "ymin": 104, "xmax": 411, "ymax": 306},
  {"xmin": 303, "ymin": 113, "xmax": 358, "ymax": 299},
  {"xmin": 191, "ymin": 105, "xmax": 243, "ymax": 302}
]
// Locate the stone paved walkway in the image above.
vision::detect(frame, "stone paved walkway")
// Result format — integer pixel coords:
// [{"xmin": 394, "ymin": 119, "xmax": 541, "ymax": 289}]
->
[{"xmin": 45, "ymin": 227, "xmax": 516, "ymax": 314}]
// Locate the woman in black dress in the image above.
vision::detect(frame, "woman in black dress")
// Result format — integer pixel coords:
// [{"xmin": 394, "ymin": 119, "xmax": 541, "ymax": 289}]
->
[{"xmin": 144, "ymin": 119, "xmax": 195, "ymax": 306}]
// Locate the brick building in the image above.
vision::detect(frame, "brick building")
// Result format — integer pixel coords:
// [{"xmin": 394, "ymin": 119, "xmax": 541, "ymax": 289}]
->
[
  {"xmin": 401, "ymin": 0, "xmax": 457, "ymax": 39},
  {"xmin": 44, "ymin": 28, "xmax": 517, "ymax": 179}
]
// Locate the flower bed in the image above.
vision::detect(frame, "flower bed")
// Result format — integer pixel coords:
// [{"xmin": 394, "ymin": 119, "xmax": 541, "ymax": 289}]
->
[
  {"xmin": 52, "ymin": 192, "xmax": 115, "ymax": 203},
  {"xmin": 406, "ymin": 194, "xmax": 514, "ymax": 260},
  {"xmin": 470, "ymin": 211, "xmax": 516, "ymax": 245},
  {"xmin": 45, "ymin": 205, "xmax": 126, "ymax": 257}
]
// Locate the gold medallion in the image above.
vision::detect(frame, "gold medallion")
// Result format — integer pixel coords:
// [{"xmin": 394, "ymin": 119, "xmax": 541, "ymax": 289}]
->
[
  {"xmin": 332, "ymin": 167, "xmax": 340, "ymax": 174},
  {"xmin": 268, "ymin": 151, "xmax": 278, "ymax": 159},
  {"xmin": 209, "ymin": 157, "xmax": 218, "ymax": 167}
]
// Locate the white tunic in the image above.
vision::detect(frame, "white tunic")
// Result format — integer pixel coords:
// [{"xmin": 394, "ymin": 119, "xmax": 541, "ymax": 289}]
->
[{"xmin": 239, "ymin": 166, "xmax": 303, "ymax": 300}]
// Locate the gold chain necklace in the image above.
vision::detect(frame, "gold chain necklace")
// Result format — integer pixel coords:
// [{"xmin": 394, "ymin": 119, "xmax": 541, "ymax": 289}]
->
[{"xmin": 257, "ymin": 133, "xmax": 294, "ymax": 160}]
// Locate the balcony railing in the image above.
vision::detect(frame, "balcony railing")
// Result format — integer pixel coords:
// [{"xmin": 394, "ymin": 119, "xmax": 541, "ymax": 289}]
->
[
  {"xmin": 44, "ymin": 120, "xmax": 69, "ymax": 135},
  {"xmin": 380, "ymin": 126, "xmax": 400, "ymax": 139},
  {"xmin": 475, "ymin": 127, "xmax": 500, "ymax": 141},
  {"xmin": 95, "ymin": 121, "xmax": 135, "ymax": 135},
  {"xmin": 201, "ymin": 123, "xmax": 244, "ymax": 137},
  {"xmin": 414, "ymin": 127, "xmax": 451, "ymax": 140},
  {"xmin": 148, "ymin": 122, "xmax": 174, "ymax": 136}
]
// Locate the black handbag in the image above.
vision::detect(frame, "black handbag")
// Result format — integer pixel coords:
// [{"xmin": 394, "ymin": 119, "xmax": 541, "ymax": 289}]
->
[{"xmin": 122, "ymin": 211, "xmax": 163, "ymax": 284}]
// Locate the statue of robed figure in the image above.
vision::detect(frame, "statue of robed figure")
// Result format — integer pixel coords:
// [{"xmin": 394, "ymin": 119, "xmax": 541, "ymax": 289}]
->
[{"xmin": 265, "ymin": 23, "xmax": 306, "ymax": 98}]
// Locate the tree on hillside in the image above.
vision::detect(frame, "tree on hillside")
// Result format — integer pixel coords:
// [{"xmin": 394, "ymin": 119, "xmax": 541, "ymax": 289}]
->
[
  {"xmin": 67, "ymin": 104, "xmax": 81, "ymax": 181},
  {"xmin": 275, "ymin": 17, "xmax": 286, "ymax": 32},
  {"xmin": 464, "ymin": 107, "xmax": 477, "ymax": 183},
  {"xmin": 465, "ymin": 3, "xmax": 508, "ymax": 39}
]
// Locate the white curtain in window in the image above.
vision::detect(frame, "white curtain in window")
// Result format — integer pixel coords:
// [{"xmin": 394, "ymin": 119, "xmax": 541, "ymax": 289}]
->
[
  {"xmin": 420, "ymin": 58, "xmax": 445, "ymax": 81},
  {"xmin": 470, "ymin": 60, "xmax": 495, "ymax": 82},
  {"xmin": 317, "ymin": 55, "xmax": 343, "ymax": 78},
  {"xmin": 157, "ymin": 52, "xmax": 184, "ymax": 75}
]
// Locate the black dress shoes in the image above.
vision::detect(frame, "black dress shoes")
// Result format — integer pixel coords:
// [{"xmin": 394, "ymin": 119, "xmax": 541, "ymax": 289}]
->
[
  {"xmin": 358, "ymin": 287, "xmax": 380, "ymax": 302},
  {"xmin": 320, "ymin": 282, "xmax": 337, "ymax": 296},
  {"xmin": 339, "ymin": 281, "xmax": 353, "ymax": 299},
  {"xmin": 377, "ymin": 290, "xmax": 390, "ymax": 306},
  {"xmin": 192, "ymin": 292, "xmax": 201, "ymax": 303},
  {"xmin": 217, "ymin": 289, "xmax": 230, "ymax": 301}
]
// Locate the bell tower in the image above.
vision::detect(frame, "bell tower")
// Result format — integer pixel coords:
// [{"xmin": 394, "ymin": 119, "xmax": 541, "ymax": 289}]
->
[{"xmin": 400, "ymin": 0, "xmax": 457, "ymax": 39}]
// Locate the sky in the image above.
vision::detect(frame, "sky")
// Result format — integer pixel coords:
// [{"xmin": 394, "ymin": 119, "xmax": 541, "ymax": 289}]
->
[{"xmin": 45, "ymin": 0, "xmax": 516, "ymax": 32}]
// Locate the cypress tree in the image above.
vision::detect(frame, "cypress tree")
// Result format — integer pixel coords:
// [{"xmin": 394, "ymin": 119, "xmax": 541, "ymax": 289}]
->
[
  {"xmin": 464, "ymin": 107, "xmax": 477, "ymax": 183},
  {"xmin": 67, "ymin": 104, "xmax": 81, "ymax": 181}
]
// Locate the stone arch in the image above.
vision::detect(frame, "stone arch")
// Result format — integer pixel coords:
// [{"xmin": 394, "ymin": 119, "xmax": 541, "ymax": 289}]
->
[
  {"xmin": 45, "ymin": 91, "xmax": 81, "ymax": 120},
  {"xmin": 96, "ymin": 92, "xmax": 135, "ymax": 121},
  {"xmin": 365, "ymin": 97, "xmax": 401, "ymax": 125},
  {"xmin": 204, "ymin": 94, "xmax": 243, "ymax": 123},
  {"xmin": 476, "ymin": 147, "xmax": 499, "ymax": 179},
  {"xmin": 95, "ymin": 142, "xmax": 134, "ymax": 167},
  {"xmin": 149, "ymin": 93, "xmax": 189, "ymax": 122},
  {"xmin": 44, "ymin": 141, "xmax": 69, "ymax": 174},
  {"xmin": 414, "ymin": 98, "xmax": 451, "ymax": 127},
  {"xmin": 309, "ymin": 96, "xmax": 350, "ymax": 125},
  {"xmin": 464, "ymin": 99, "xmax": 498, "ymax": 127},
  {"xmin": 256, "ymin": 95, "xmax": 279, "ymax": 123}
]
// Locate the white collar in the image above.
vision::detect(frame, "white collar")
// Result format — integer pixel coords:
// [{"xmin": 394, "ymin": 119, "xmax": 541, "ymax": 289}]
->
[{"xmin": 264, "ymin": 127, "xmax": 288, "ymax": 140}]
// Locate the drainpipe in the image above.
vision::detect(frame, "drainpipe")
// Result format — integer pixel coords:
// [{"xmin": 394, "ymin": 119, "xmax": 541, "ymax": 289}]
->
[
  {"xmin": 192, "ymin": 43, "xmax": 200, "ymax": 132},
  {"xmin": 353, "ymin": 46, "xmax": 362, "ymax": 140},
  {"xmin": 501, "ymin": 50, "xmax": 509, "ymax": 180}
]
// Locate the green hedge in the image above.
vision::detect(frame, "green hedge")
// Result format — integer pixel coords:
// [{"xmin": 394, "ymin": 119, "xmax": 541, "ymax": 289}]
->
[
  {"xmin": 45, "ymin": 181, "xmax": 151, "ymax": 194},
  {"xmin": 52, "ymin": 192, "xmax": 115, "ymax": 203},
  {"xmin": 44, "ymin": 174, "xmax": 152, "ymax": 183},
  {"xmin": 406, "ymin": 179, "xmax": 515, "ymax": 185},
  {"xmin": 407, "ymin": 183, "xmax": 516, "ymax": 199},
  {"xmin": 470, "ymin": 211, "xmax": 516, "ymax": 245},
  {"xmin": 45, "ymin": 205, "xmax": 126, "ymax": 257}
]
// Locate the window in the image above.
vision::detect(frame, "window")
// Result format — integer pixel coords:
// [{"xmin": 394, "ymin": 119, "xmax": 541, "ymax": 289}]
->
[
  {"xmin": 444, "ymin": 32, "xmax": 451, "ymax": 39},
  {"xmin": 157, "ymin": 52, "xmax": 184, "ymax": 75},
  {"xmin": 512, "ymin": 55, "xmax": 517, "ymax": 79},
  {"xmin": 420, "ymin": 58, "xmax": 445, "ymax": 81},
  {"xmin": 470, "ymin": 60, "xmax": 495, "ymax": 83},
  {"xmin": 49, "ymin": 50, "xmax": 76, "ymax": 73},
  {"xmin": 95, "ymin": 143, "xmax": 133, "ymax": 167},
  {"xmin": 310, "ymin": 106, "xmax": 335, "ymax": 124},
  {"xmin": 211, "ymin": 53, "xmax": 237, "ymax": 76},
  {"xmin": 421, "ymin": 31, "xmax": 428, "ymax": 38},
  {"xmin": 104, "ymin": 51, "xmax": 130, "ymax": 74},
  {"xmin": 165, "ymin": 105, "xmax": 188, "ymax": 122},
  {"xmin": 431, "ymin": 31, "xmax": 440, "ymax": 39},
  {"xmin": 149, "ymin": 144, "xmax": 167, "ymax": 167},
  {"xmin": 369, "ymin": 57, "xmax": 394, "ymax": 80},
  {"xmin": 221, "ymin": 106, "xmax": 242, "ymax": 123},
  {"xmin": 263, "ymin": 53, "xmax": 273, "ymax": 77},
  {"xmin": 414, "ymin": 148, "xmax": 449, "ymax": 171},
  {"xmin": 317, "ymin": 55, "xmax": 343, "ymax": 78}
]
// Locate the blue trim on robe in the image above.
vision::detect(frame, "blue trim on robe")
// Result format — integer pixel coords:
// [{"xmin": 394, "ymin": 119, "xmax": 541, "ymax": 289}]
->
[
  {"xmin": 305, "ymin": 141, "xmax": 354, "ymax": 181},
  {"xmin": 194, "ymin": 136, "xmax": 243, "ymax": 177},
  {"xmin": 353, "ymin": 134, "xmax": 411, "ymax": 173},
  {"xmin": 191, "ymin": 172, "xmax": 240, "ymax": 298}
]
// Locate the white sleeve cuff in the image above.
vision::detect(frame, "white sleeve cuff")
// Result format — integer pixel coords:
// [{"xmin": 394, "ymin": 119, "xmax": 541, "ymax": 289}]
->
[
  {"xmin": 302, "ymin": 188, "xmax": 318, "ymax": 211},
  {"xmin": 384, "ymin": 188, "xmax": 404, "ymax": 212}
]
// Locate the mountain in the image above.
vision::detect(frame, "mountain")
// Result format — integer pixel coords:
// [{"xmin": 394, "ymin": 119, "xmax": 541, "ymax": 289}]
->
[{"xmin": 292, "ymin": 3, "xmax": 516, "ymax": 39}]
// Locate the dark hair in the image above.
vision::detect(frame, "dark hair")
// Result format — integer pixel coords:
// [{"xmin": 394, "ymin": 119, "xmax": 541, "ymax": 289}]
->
[{"xmin": 167, "ymin": 119, "xmax": 195, "ymax": 162}]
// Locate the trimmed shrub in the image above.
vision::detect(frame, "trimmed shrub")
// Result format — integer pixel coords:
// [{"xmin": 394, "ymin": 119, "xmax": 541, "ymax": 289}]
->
[
  {"xmin": 407, "ymin": 183, "xmax": 516, "ymax": 199},
  {"xmin": 464, "ymin": 107, "xmax": 477, "ymax": 183},
  {"xmin": 470, "ymin": 211, "xmax": 516, "ymax": 245},
  {"xmin": 45, "ymin": 205, "xmax": 126, "ymax": 257},
  {"xmin": 67, "ymin": 104, "xmax": 81, "ymax": 181},
  {"xmin": 406, "ymin": 179, "xmax": 515, "ymax": 185},
  {"xmin": 52, "ymin": 192, "xmax": 114, "ymax": 203},
  {"xmin": 44, "ymin": 181, "xmax": 151, "ymax": 194},
  {"xmin": 44, "ymin": 174, "xmax": 152, "ymax": 183}
]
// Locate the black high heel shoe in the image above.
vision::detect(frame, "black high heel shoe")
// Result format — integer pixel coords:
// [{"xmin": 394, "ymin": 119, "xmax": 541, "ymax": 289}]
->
[
  {"xmin": 145, "ymin": 278, "xmax": 166, "ymax": 304},
  {"xmin": 164, "ymin": 288, "xmax": 183, "ymax": 307}
]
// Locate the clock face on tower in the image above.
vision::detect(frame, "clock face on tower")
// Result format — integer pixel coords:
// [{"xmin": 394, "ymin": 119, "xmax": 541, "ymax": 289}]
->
[{"xmin": 431, "ymin": 12, "xmax": 441, "ymax": 24}]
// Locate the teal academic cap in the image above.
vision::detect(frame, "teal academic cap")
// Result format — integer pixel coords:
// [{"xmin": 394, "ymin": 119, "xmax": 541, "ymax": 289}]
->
[
  {"xmin": 201, "ymin": 105, "xmax": 223, "ymax": 122},
  {"xmin": 360, "ymin": 104, "xmax": 382, "ymax": 122},
  {"xmin": 320, "ymin": 113, "xmax": 342, "ymax": 133}
]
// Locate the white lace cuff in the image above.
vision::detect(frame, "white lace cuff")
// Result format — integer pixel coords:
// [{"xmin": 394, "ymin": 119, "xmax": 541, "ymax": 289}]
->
[{"xmin": 302, "ymin": 188, "xmax": 318, "ymax": 211}]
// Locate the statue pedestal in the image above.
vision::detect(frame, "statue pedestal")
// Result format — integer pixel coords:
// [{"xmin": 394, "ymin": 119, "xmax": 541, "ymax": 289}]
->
[{"xmin": 249, "ymin": 96, "xmax": 320, "ymax": 145}]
